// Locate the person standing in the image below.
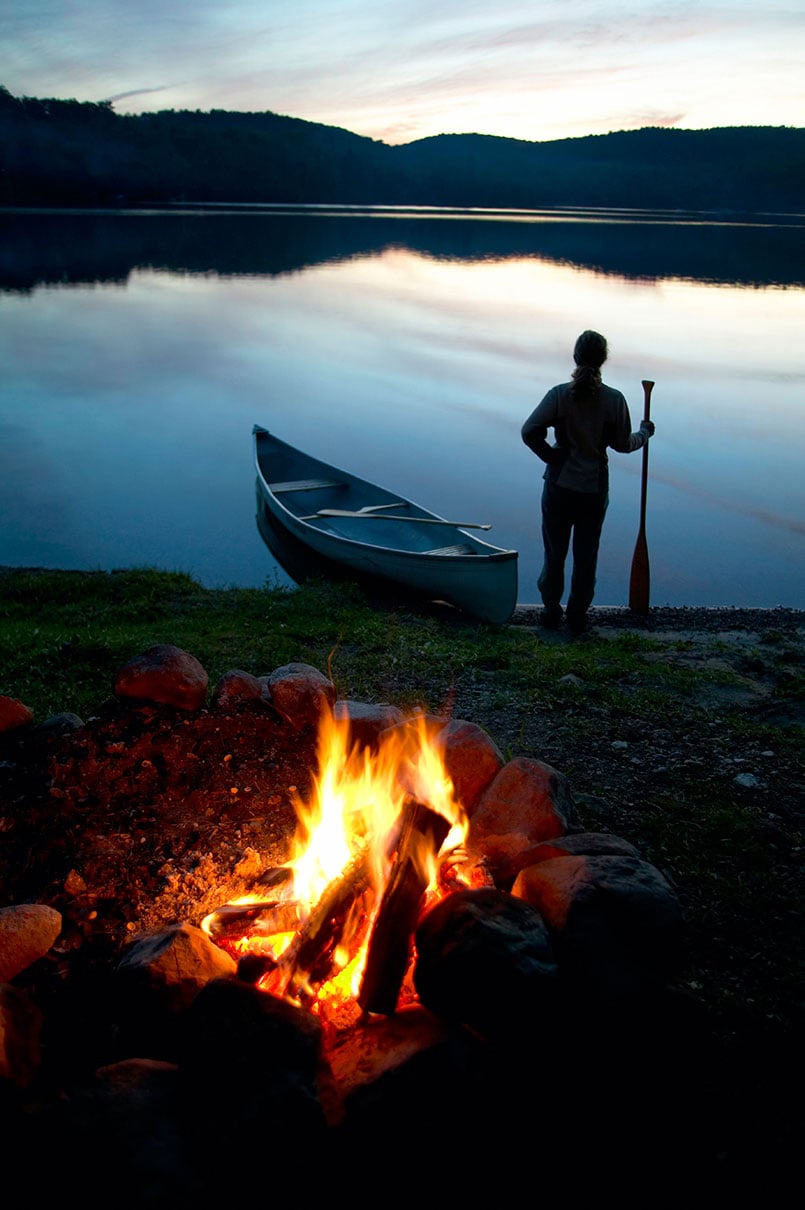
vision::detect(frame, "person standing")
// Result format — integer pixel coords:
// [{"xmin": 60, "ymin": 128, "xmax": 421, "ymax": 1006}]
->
[{"xmin": 521, "ymin": 330, "xmax": 655, "ymax": 634}]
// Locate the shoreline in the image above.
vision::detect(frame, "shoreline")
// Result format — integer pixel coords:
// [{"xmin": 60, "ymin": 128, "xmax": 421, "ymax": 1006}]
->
[
  {"xmin": 1, "ymin": 564, "xmax": 802, "ymax": 636},
  {"xmin": 512, "ymin": 603, "xmax": 805, "ymax": 633}
]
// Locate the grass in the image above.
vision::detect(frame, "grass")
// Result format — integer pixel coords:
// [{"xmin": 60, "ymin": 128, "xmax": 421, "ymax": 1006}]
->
[{"xmin": 1, "ymin": 566, "xmax": 677, "ymax": 718}]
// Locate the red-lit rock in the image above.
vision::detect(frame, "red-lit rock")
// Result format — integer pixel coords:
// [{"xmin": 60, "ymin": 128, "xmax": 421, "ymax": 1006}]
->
[
  {"xmin": 265, "ymin": 661, "xmax": 336, "ymax": 729},
  {"xmin": 113, "ymin": 644, "xmax": 208, "ymax": 711},
  {"xmin": 0, "ymin": 695, "xmax": 33, "ymax": 734},
  {"xmin": 465, "ymin": 755, "xmax": 579, "ymax": 885},
  {"xmin": 210, "ymin": 668, "xmax": 271, "ymax": 710},
  {"xmin": 439, "ymin": 717, "xmax": 505, "ymax": 815},
  {"xmin": 0, "ymin": 903, "xmax": 62, "ymax": 983}
]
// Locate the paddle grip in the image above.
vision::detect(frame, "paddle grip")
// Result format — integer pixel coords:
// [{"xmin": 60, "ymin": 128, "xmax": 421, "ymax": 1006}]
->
[{"xmin": 641, "ymin": 379, "xmax": 654, "ymax": 423}]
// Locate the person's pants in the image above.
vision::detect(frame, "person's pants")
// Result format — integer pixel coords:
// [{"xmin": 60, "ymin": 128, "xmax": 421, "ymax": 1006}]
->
[{"xmin": 538, "ymin": 481, "xmax": 608, "ymax": 620}]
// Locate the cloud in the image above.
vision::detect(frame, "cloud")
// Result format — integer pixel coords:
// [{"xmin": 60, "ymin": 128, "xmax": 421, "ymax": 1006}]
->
[
  {"xmin": 2, "ymin": 0, "xmax": 804, "ymax": 142},
  {"xmin": 105, "ymin": 86, "xmax": 175, "ymax": 104}
]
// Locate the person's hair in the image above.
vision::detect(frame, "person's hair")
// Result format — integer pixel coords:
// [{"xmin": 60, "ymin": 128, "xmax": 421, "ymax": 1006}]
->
[{"xmin": 571, "ymin": 330, "xmax": 608, "ymax": 399}]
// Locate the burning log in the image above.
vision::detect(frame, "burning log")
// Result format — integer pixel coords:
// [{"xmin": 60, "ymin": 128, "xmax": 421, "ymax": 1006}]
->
[
  {"xmin": 358, "ymin": 799, "xmax": 451, "ymax": 1017},
  {"xmin": 204, "ymin": 899, "xmax": 302, "ymax": 945},
  {"xmin": 271, "ymin": 846, "xmax": 372, "ymax": 1002}
]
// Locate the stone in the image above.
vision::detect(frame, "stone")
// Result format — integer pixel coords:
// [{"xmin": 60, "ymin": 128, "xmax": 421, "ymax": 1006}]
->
[
  {"xmin": 178, "ymin": 977, "xmax": 331, "ymax": 1151},
  {"xmin": 512, "ymin": 854, "xmax": 685, "ymax": 1001},
  {"xmin": 465, "ymin": 756, "xmax": 580, "ymax": 885},
  {"xmin": 439, "ymin": 717, "xmax": 506, "ymax": 816},
  {"xmin": 334, "ymin": 699, "xmax": 406, "ymax": 750},
  {"xmin": 115, "ymin": 922, "xmax": 237, "ymax": 1011},
  {"xmin": 36, "ymin": 711, "xmax": 84, "ymax": 736},
  {"xmin": 0, "ymin": 903, "xmax": 63, "ymax": 983},
  {"xmin": 0, "ymin": 984, "xmax": 44, "ymax": 1088},
  {"xmin": 515, "ymin": 831, "xmax": 643, "ymax": 864},
  {"xmin": 210, "ymin": 669, "xmax": 271, "ymax": 710},
  {"xmin": 113, "ymin": 645, "xmax": 208, "ymax": 711},
  {"xmin": 113, "ymin": 922, "xmax": 237, "ymax": 1059},
  {"xmin": 0, "ymin": 696, "xmax": 33, "ymax": 734},
  {"xmin": 45, "ymin": 1058, "xmax": 203, "ymax": 1204},
  {"xmin": 414, "ymin": 887, "xmax": 558, "ymax": 1040},
  {"xmin": 265, "ymin": 662, "xmax": 336, "ymax": 729}
]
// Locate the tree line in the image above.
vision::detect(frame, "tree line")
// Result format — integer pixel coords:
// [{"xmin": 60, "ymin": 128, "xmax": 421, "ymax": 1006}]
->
[{"xmin": 1, "ymin": 85, "xmax": 803, "ymax": 213}]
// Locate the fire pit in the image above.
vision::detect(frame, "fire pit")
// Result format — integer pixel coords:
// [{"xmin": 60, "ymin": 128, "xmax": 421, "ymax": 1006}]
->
[{"xmin": 1, "ymin": 645, "xmax": 711, "ymax": 1197}]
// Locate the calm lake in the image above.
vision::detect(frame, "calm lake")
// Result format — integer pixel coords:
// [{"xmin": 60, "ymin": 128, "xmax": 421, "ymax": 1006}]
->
[{"xmin": 1, "ymin": 205, "xmax": 803, "ymax": 610}]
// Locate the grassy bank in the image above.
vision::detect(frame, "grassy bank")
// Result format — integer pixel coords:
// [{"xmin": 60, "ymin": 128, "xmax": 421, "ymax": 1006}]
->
[
  {"xmin": 1, "ymin": 566, "xmax": 803, "ymax": 1040},
  {"xmin": 1, "ymin": 564, "xmax": 749, "ymax": 723}
]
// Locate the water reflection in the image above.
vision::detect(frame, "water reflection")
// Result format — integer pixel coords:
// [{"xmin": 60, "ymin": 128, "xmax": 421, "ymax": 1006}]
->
[
  {"xmin": 2, "ymin": 205, "xmax": 804, "ymax": 292},
  {"xmin": 0, "ymin": 207, "xmax": 803, "ymax": 608}
]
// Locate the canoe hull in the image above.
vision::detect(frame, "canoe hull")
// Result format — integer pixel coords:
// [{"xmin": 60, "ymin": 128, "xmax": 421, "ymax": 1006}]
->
[{"xmin": 253, "ymin": 426, "xmax": 518, "ymax": 624}]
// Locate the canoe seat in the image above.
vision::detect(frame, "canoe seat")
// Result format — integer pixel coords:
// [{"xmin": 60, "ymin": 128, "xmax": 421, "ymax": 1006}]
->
[
  {"xmin": 424, "ymin": 543, "xmax": 478, "ymax": 556},
  {"xmin": 270, "ymin": 478, "xmax": 346, "ymax": 494}
]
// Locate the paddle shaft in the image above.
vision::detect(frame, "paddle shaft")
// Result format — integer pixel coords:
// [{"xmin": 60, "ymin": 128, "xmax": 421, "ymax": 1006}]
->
[
  {"xmin": 301, "ymin": 509, "xmax": 492, "ymax": 530},
  {"xmin": 628, "ymin": 380, "xmax": 654, "ymax": 614}
]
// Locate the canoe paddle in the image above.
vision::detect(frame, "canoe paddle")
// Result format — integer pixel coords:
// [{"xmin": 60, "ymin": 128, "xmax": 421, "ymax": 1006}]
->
[
  {"xmin": 628, "ymin": 379, "xmax": 654, "ymax": 614},
  {"xmin": 301, "ymin": 509, "xmax": 492, "ymax": 530}
]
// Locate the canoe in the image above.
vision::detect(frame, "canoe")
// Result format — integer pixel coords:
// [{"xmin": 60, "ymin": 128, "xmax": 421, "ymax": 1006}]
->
[{"xmin": 252, "ymin": 425, "xmax": 518, "ymax": 624}]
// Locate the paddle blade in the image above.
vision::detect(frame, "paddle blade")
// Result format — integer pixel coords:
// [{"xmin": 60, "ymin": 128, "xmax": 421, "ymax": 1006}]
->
[{"xmin": 629, "ymin": 530, "xmax": 650, "ymax": 614}]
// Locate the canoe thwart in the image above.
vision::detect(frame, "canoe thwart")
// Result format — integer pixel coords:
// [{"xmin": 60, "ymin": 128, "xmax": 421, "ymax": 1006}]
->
[
  {"xmin": 424, "ymin": 544, "xmax": 478, "ymax": 556},
  {"xmin": 302, "ymin": 509, "xmax": 492, "ymax": 530},
  {"xmin": 270, "ymin": 478, "xmax": 347, "ymax": 494}
]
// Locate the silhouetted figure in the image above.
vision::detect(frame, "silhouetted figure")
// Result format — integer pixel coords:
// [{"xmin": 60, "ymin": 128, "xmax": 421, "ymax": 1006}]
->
[{"xmin": 521, "ymin": 330, "xmax": 654, "ymax": 633}]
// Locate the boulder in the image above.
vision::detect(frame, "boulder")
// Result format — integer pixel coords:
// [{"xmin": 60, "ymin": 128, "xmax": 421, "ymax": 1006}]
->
[
  {"xmin": 439, "ymin": 717, "xmax": 506, "ymax": 816},
  {"xmin": 334, "ymin": 699, "xmax": 406, "ymax": 750},
  {"xmin": 414, "ymin": 887, "xmax": 558, "ymax": 1040},
  {"xmin": 0, "ymin": 984, "xmax": 44, "ymax": 1088},
  {"xmin": 512, "ymin": 855, "xmax": 685, "ymax": 1001},
  {"xmin": 0, "ymin": 696, "xmax": 33, "ymax": 734},
  {"xmin": 210, "ymin": 669, "xmax": 271, "ymax": 710},
  {"xmin": 507, "ymin": 830, "xmax": 642, "ymax": 873},
  {"xmin": 0, "ymin": 903, "xmax": 62, "ymax": 983},
  {"xmin": 466, "ymin": 756, "xmax": 579, "ymax": 885},
  {"xmin": 266, "ymin": 662, "xmax": 336, "ymax": 730},
  {"xmin": 113, "ymin": 645, "xmax": 208, "ymax": 711}
]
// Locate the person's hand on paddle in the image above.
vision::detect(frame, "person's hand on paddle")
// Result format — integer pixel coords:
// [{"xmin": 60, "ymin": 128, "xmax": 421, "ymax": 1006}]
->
[{"xmin": 640, "ymin": 419, "xmax": 655, "ymax": 439}]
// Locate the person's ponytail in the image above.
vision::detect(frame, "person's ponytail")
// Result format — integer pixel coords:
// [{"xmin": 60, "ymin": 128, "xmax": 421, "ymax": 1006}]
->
[
  {"xmin": 571, "ymin": 363, "xmax": 602, "ymax": 399},
  {"xmin": 571, "ymin": 330, "xmax": 607, "ymax": 401}
]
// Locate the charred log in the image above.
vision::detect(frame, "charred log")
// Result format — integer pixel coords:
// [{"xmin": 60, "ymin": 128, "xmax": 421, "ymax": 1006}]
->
[
  {"xmin": 271, "ymin": 845, "xmax": 372, "ymax": 1001},
  {"xmin": 358, "ymin": 799, "xmax": 451, "ymax": 1016},
  {"xmin": 204, "ymin": 898, "xmax": 302, "ymax": 944}
]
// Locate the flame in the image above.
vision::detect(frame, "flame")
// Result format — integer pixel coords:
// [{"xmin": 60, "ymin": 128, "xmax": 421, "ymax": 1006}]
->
[
  {"xmin": 203, "ymin": 706, "xmax": 468, "ymax": 1020},
  {"xmin": 290, "ymin": 709, "xmax": 465, "ymax": 900}
]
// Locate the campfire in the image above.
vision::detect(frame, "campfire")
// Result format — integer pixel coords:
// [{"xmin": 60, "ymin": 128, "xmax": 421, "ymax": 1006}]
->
[
  {"xmin": 200, "ymin": 707, "xmax": 488, "ymax": 1032},
  {"xmin": 0, "ymin": 649, "xmax": 719, "ymax": 1193}
]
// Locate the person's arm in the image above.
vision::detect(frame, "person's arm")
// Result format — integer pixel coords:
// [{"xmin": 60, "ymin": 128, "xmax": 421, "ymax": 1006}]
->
[
  {"xmin": 521, "ymin": 388, "xmax": 565, "ymax": 465},
  {"xmin": 608, "ymin": 393, "xmax": 655, "ymax": 453}
]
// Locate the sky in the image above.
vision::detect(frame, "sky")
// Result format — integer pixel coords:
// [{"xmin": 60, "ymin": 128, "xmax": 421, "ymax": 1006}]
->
[{"xmin": 3, "ymin": 0, "xmax": 804, "ymax": 146}]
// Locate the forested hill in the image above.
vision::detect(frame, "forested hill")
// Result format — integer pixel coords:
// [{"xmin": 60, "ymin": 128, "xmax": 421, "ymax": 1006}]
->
[{"xmin": 1, "ymin": 85, "xmax": 803, "ymax": 213}]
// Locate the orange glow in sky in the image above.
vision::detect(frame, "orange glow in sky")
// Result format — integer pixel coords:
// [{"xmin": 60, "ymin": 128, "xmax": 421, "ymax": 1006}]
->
[{"xmin": 4, "ymin": 1, "xmax": 804, "ymax": 145}]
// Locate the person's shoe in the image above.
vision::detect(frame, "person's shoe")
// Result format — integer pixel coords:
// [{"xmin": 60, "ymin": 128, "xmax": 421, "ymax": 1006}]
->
[
  {"xmin": 539, "ymin": 607, "xmax": 563, "ymax": 629},
  {"xmin": 566, "ymin": 611, "xmax": 588, "ymax": 635}
]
